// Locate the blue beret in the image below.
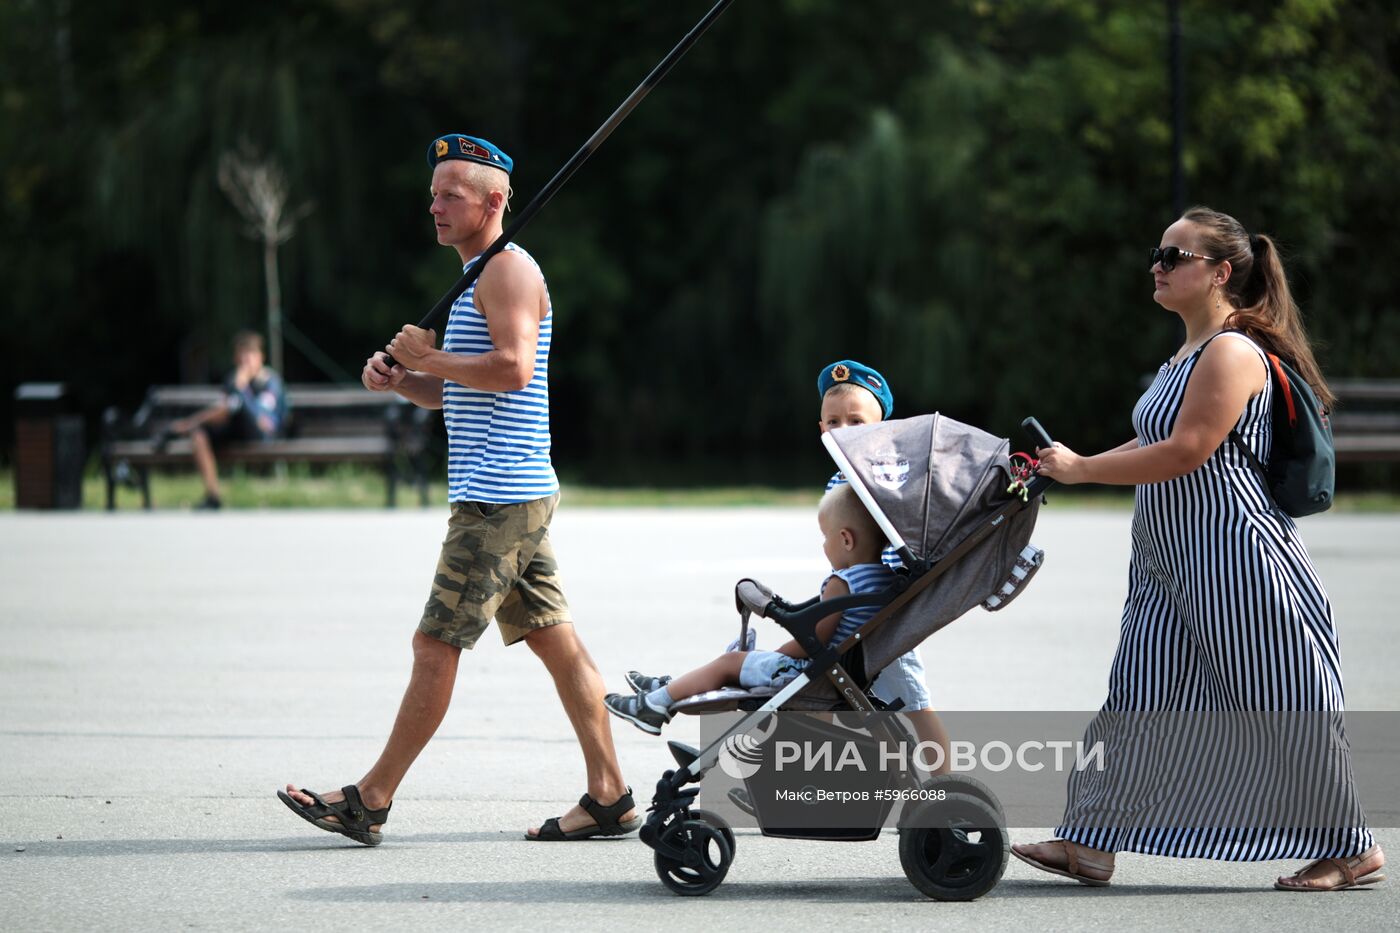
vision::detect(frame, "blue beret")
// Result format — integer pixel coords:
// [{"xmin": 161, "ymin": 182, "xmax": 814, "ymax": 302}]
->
[
  {"xmin": 818, "ymin": 360, "xmax": 894, "ymax": 419},
  {"xmin": 427, "ymin": 134, "xmax": 513, "ymax": 174}
]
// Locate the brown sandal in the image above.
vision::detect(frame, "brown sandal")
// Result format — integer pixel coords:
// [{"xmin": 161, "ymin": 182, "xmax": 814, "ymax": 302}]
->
[
  {"xmin": 1275, "ymin": 845, "xmax": 1386, "ymax": 892},
  {"xmin": 1012, "ymin": 839, "xmax": 1114, "ymax": 886}
]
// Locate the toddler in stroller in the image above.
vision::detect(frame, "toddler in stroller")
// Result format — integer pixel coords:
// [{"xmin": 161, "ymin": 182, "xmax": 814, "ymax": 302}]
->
[
  {"xmin": 605, "ymin": 483, "xmax": 894, "ymax": 735},
  {"xmin": 632, "ymin": 413, "xmax": 1052, "ymax": 900}
]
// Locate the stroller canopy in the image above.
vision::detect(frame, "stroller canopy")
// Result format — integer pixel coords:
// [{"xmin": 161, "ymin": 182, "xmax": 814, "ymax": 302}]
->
[
  {"xmin": 787, "ymin": 412, "xmax": 1040, "ymax": 707},
  {"xmin": 823, "ymin": 412, "xmax": 1018, "ymax": 565}
]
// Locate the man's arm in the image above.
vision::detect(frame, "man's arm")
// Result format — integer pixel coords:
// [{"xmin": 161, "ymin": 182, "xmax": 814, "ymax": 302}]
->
[
  {"xmin": 171, "ymin": 373, "xmax": 240, "ymax": 434},
  {"xmin": 246, "ymin": 371, "xmax": 289, "ymax": 435},
  {"xmin": 394, "ymin": 372, "xmax": 446, "ymax": 409},
  {"xmin": 170, "ymin": 399, "xmax": 230, "ymax": 434},
  {"xmin": 389, "ymin": 251, "xmax": 544, "ymax": 393}
]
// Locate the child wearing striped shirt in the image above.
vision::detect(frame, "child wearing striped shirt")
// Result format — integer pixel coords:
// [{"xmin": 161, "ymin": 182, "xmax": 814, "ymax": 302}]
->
[
  {"xmin": 817, "ymin": 361, "xmax": 950, "ymax": 774},
  {"xmin": 604, "ymin": 483, "xmax": 894, "ymax": 735}
]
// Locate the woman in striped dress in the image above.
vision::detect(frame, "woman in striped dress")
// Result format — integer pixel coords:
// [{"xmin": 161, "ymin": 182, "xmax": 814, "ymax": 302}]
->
[{"xmin": 1011, "ymin": 207, "xmax": 1384, "ymax": 891}]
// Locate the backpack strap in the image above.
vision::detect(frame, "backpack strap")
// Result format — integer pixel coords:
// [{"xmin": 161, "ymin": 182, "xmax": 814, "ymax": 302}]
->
[
  {"xmin": 1227, "ymin": 430, "xmax": 1273, "ymax": 497},
  {"xmin": 1181, "ymin": 331, "xmax": 1291, "ymax": 534},
  {"xmin": 1266, "ymin": 352, "xmax": 1298, "ymax": 428}
]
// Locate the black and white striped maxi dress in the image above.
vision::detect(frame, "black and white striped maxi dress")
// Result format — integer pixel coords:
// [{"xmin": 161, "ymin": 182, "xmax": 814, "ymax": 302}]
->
[{"xmin": 1055, "ymin": 332, "xmax": 1374, "ymax": 860}]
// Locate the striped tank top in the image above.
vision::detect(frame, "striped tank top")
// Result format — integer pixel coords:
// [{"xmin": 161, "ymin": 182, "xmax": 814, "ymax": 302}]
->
[
  {"xmin": 827, "ymin": 562, "xmax": 897, "ymax": 645},
  {"xmin": 442, "ymin": 243, "xmax": 559, "ymax": 504}
]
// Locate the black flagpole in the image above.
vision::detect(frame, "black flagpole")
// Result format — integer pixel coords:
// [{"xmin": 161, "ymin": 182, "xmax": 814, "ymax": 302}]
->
[{"xmin": 382, "ymin": 0, "xmax": 739, "ymax": 369}]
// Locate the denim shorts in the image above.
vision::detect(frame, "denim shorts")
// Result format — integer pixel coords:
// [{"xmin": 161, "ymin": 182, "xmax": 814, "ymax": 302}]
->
[
  {"xmin": 869, "ymin": 647, "xmax": 932, "ymax": 711},
  {"xmin": 738, "ymin": 650, "xmax": 809, "ymax": 689}
]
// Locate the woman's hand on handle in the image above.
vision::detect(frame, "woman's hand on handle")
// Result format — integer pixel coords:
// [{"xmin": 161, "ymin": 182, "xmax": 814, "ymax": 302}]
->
[{"xmin": 1036, "ymin": 442, "xmax": 1088, "ymax": 485}]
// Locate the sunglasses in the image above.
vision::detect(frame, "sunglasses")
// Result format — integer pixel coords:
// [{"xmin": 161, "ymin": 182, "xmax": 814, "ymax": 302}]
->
[{"xmin": 1150, "ymin": 246, "xmax": 1220, "ymax": 272}]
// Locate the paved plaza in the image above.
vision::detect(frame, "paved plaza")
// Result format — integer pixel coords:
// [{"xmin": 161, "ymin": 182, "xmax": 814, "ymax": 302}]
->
[{"xmin": 2, "ymin": 506, "xmax": 1395, "ymax": 930}]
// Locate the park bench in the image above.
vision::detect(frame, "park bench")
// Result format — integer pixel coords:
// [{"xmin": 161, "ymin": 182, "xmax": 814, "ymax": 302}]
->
[
  {"xmin": 101, "ymin": 384, "xmax": 433, "ymax": 509},
  {"xmin": 1331, "ymin": 379, "xmax": 1400, "ymax": 463}
]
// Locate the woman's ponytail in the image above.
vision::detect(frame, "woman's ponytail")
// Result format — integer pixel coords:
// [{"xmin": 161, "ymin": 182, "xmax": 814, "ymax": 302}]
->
[{"xmin": 1183, "ymin": 207, "xmax": 1335, "ymax": 409}]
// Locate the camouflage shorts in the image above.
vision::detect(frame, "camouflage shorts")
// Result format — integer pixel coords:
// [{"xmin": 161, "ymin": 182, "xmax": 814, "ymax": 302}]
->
[{"xmin": 418, "ymin": 493, "xmax": 571, "ymax": 649}]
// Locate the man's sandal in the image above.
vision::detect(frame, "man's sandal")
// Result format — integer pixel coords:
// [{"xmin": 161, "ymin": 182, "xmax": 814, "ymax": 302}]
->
[
  {"xmin": 277, "ymin": 785, "xmax": 391, "ymax": 846},
  {"xmin": 527, "ymin": 787, "xmax": 641, "ymax": 841},
  {"xmin": 1275, "ymin": 845, "xmax": 1386, "ymax": 892},
  {"xmin": 1012, "ymin": 839, "xmax": 1114, "ymax": 886}
]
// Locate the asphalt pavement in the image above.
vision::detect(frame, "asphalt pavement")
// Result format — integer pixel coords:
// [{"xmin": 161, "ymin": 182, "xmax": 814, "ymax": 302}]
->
[{"xmin": 2, "ymin": 505, "xmax": 1395, "ymax": 930}]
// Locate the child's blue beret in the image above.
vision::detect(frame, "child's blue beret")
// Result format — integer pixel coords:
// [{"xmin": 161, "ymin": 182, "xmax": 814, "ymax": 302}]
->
[
  {"xmin": 818, "ymin": 360, "xmax": 894, "ymax": 419},
  {"xmin": 427, "ymin": 134, "xmax": 513, "ymax": 174}
]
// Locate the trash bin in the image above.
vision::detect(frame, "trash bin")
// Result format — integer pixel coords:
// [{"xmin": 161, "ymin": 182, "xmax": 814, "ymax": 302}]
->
[{"xmin": 14, "ymin": 383, "xmax": 84, "ymax": 509}]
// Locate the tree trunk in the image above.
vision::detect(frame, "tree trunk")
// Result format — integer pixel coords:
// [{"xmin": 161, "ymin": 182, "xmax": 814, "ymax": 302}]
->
[{"xmin": 263, "ymin": 241, "xmax": 283, "ymax": 375}]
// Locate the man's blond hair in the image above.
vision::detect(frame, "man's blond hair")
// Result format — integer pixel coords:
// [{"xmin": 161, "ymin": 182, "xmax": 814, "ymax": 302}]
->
[
  {"xmin": 818, "ymin": 483, "xmax": 886, "ymax": 548},
  {"xmin": 457, "ymin": 160, "xmax": 513, "ymax": 210}
]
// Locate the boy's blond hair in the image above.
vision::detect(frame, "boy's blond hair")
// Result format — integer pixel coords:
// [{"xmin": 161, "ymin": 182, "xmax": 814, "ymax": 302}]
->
[
  {"xmin": 822, "ymin": 382, "xmax": 876, "ymax": 406},
  {"xmin": 819, "ymin": 483, "xmax": 887, "ymax": 550}
]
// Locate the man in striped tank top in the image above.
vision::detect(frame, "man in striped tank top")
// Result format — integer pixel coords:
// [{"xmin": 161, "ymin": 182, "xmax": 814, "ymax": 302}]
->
[
  {"xmin": 279, "ymin": 134, "xmax": 638, "ymax": 845},
  {"xmin": 604, "ymin": 483, "xmax": 895, "ymax": 734}
]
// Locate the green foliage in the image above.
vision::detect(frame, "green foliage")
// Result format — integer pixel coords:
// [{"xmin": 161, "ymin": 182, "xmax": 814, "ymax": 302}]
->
[{"xmin": 2, "ymin": 0, "xmax": 1397, "ymax": 481}]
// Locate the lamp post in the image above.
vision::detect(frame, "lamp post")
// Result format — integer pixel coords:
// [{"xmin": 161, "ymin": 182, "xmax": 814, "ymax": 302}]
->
[{"xmin": 1169, "ymin": 0, "xmax": 1186, "ymax": 217}]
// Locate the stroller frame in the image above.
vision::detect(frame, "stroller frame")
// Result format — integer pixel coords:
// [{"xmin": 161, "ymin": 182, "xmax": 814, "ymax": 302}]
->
[{"xmin": 639, "ymin": 418, "xmax": 1056, "ymax": 899}]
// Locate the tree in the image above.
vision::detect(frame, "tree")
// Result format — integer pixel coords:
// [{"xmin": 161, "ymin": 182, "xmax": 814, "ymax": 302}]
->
[
  {"xmin": 217, "ymin": 143, "xmax": 312, "ymax": 375},
  {"xmin": 1, "ymin": 0, "xmax": 1396, "ymax": 484}
]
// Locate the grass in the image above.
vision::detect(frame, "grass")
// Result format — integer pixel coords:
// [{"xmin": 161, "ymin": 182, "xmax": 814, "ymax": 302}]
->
[
  {"xmin": 0, "ymin": 465, "xmax": 821, "ymax": 511},
  {"xmin": 0, "ymin": 464, "xmax": 431, "ymax": 511},
  {"xmin": 0, "ymin": 467, "xmax": 1396, "ymax": 512},
  {"xmin": 1317, "ymin": 491, "xmax": 1400, "ymax": 513}
]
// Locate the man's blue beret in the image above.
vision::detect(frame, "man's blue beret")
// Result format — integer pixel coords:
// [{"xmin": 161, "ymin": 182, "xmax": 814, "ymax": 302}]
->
[
  {"xmin": 427, "ymin": 134, "xmax": 513, "ymax": 174},
  {"xmin": 818, "ymin": 360, "xmax": 894, "ymax": 420}
]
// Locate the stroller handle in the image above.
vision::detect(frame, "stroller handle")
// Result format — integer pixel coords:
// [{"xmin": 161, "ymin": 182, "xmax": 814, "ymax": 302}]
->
[
  {"xmin": 1021, "ymin": 416, "xmax": 1054, "ymax": 450},
  {"xmin": 735, "ymin": 578, "xmax": 775, "ymax": 617},
  {"xmin": 1020, "ymin": 416, "xmax": 1058, "ymax": 498}
]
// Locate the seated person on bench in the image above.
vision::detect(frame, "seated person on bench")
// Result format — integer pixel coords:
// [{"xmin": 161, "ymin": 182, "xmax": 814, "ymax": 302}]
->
[
  {"xmin": 604, "ymin": 483, "xmax": 894, "ymax": 734},
  {"xmin": 166, "ymin": 330, "xmax": 287, "ymax": 510}
]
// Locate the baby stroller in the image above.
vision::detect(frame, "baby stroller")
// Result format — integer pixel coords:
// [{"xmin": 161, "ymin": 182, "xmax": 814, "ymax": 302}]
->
[{"xmin": 638, "ymin": 414, "xmax": 1055, "ymax": 900}]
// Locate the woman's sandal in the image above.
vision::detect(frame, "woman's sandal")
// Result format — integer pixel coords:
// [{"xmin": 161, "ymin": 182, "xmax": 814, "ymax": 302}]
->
[
  {"xmin": 527, "ymin": 787, "xmax": 641, "ymax": 841},
  {"xmin": 1012, "ymin": 839, "xmax": 1114, "ymax": 886},
  {"xmin": 1275, "ymin": 845, "xmax": 1386, "ymax": 892},
  {"xmin": 277, "ymin": 785, "xmax": 391, "ymax": 846}
]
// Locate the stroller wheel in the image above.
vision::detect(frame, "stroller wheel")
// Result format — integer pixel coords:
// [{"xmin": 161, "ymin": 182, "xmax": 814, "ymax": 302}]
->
[
  {"xmin": 652, "ymin": 806, "xmax": 737, "ymax": 856},
  {"xmin": 917, "ymin": 774, "xmax": 1006, "ymax": 825},
  {"xmin": 898, "ymin": 793, "xmax": 1008, "ymax": 901},
  {"xmin": 686, "ymin": 808, "xmax": 736, "ymax": 857},
  {"xmin": 654, "ymin": 819, "xmax": 733, "ymax": 896}
]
